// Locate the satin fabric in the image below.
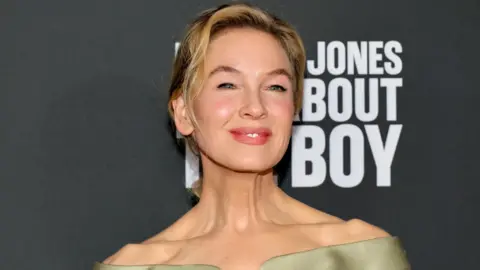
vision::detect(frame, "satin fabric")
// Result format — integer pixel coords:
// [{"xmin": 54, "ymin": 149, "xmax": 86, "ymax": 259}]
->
[{"xmin": 93, "ymin": 236, "xmax": 410, "ymax": 270}]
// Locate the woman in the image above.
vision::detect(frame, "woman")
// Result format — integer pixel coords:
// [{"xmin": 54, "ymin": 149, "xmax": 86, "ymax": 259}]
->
[{"xmin": 94, "ymin": 2, "xmax": 410, "ymax": 270}]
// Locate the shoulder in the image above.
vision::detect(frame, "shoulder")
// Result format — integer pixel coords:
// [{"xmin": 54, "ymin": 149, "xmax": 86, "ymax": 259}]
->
[
  {"xmin": 101, "ymin": 240, "xmax": 181, "ymax": 266},
  {"xmin": 101, "ymin": 212, "xmax": 203, "ymax": 266},
  {"xmin": 101, "ymin": 244, "xmax": 141, "ymax": 265},
  {"xmin": 283, "ymin": 197, "xmax": 391, "ymax": 246},
  {"xmin": 342, "ymin": 218, "xmax": 391, "ymax": 240},
  {"xmin": 101, "ymin": 215, "xmax": 199, "ymax": 266},
  {"xmin": 301, "ymin": 218, "xmax": 391, "ymax": 247}
]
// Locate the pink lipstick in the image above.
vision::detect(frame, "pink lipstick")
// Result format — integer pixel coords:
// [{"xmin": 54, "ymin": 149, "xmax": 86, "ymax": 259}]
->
[{"xmin": 228, "ymin": 127, "xmax": 272, "ymax": 145}]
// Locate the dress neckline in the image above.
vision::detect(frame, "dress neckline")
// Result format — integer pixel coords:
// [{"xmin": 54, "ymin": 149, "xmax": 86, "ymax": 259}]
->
[{"xmin": 95, "ymin": 236, "xmax": 398, "ymax": 269}]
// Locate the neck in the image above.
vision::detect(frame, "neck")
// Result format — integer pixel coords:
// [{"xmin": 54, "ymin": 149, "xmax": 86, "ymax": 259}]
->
[{"xmin": 192, "ymin": 157, "xmax": 289, "ymax": 234}]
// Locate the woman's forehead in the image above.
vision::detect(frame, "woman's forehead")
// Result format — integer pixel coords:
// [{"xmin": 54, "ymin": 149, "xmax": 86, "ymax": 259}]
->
[{"xmin": 204, "ymin": 28, "xmax": 292, "ymax": 72}]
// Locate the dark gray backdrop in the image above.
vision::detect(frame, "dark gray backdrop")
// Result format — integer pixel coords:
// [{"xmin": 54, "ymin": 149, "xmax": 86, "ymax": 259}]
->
[{"xmin": 1, "ymin": 0, "xmax": 479, "ymax": 269}]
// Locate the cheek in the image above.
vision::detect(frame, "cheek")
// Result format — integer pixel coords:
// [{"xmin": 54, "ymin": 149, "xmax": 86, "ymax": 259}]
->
[
  {"xmin": 268, "ymin": 98, "xmax": 294, "ymax": 141},
  {"xmin": 213, "ymin": 99, "xmax": 234, "ymax": 119},
  {"xmin": 268, "ymin": 98, "xmax": 294, "ymax": 122},
  {"xmin": 196, "ymin": 96, "xmax": 236, "ymax": 126}
]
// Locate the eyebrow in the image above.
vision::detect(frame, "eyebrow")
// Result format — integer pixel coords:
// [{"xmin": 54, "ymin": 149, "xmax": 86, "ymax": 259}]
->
[{"xmin": 207, "ymin": 65, "xmax": 294, "ymax": 82}]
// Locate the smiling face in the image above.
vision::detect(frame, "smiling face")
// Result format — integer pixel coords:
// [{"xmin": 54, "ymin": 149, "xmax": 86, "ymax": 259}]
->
[{"xmin": 179, "ymin": 27, "xmax": 295, "ymax": 172}]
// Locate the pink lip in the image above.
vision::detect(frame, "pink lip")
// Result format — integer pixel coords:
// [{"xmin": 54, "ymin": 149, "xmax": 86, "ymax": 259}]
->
[{"xmin": 228, "ymin": 127, "xmax": 272, "ymax": 145}]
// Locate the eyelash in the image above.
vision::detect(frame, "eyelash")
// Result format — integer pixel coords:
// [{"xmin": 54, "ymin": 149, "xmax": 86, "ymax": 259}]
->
[
  {"xmin": 217, "ymin": 83, "xmax": 236, "ymax": 89},
  {"xmin": 217, "ymin": 83, "xmax": 287, "ymax": 92},
  {"xmin": 269, "ymin": 85, "xmax": 287, "ymax": 92}
]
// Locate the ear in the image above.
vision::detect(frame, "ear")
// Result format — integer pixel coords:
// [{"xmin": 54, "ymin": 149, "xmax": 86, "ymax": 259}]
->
[{"xmin": 171, "ymin": 96, "xmax": 194, "ymax": 136}]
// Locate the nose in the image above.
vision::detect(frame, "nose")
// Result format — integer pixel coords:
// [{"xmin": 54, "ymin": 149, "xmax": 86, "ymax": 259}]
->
[{"xmin": 239, "ymin": 89, "xmax": 267, "ymax": 119}]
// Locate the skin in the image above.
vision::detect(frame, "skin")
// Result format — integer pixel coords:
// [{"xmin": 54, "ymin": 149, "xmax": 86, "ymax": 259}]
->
[{"xmin": 102, "ymin": 28, "xmax": 390, "ymax": 270}]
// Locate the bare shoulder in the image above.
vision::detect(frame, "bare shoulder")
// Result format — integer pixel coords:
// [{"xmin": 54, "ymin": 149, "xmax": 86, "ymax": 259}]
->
[
  {"xmin": 284, "ymin": 199, "xmax": 390, "ymax": 247},
  {"xmin": 101, "ymin": 243, "xmax": 145, "ymax": 265},
  {"xmin": 304, "ymin": 218, "xmax": 391, "ymax": 247},
  {"xmin": 101, "ymin": 240, "xmax": 181, "ymax": 266},
  {"xmin": 343, "ymin": 218, "xmax": 391, "ymax": 239},
  {"xmin": 101, "ymin": 210, "xmax": 204, "ymax": 266},
  {"xmin": 283, "ymin": 196, "xmax": 390, "ymax": 246}
]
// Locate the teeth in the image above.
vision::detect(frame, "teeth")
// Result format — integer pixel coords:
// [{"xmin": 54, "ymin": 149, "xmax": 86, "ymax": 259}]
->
[{"xmin": 247, "ymin": 133, "xmax": 259, "ymax": 138}]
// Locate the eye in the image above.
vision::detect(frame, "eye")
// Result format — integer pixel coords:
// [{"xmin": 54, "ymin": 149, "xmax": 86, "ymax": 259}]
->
[
  {"xmin": 217, "ymin": 83, "xmax": 236, "ymax": 89},
  {"xmin": 268, "ymin": 84, "xmax": 287, "ymax": 92}
]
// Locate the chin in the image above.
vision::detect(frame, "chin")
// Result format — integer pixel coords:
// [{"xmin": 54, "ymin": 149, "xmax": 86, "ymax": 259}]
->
[
  {"xmin": 229, "ymin": 162, "xmax": 273, "ymax": 173},
  {"xmin": 224, "ymin": 155, "xmax": 281, "ymax": 173},
  {"xmin": 199, "ymin": 144, "xmax": 286, "ymax": 173}
]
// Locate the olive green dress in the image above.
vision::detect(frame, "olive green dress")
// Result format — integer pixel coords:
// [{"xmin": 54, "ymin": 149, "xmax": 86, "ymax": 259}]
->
[{"xmin": 93, "ymin": 236, "xmax": 410, "ymax": 270}]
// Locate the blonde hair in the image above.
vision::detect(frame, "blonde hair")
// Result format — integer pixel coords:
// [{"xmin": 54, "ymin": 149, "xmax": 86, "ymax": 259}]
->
[{"xmin": 167, "ymin": 2, "xmax": 306, "ymax": 197}]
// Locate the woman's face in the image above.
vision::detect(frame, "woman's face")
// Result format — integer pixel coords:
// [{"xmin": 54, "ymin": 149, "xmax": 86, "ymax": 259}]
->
[{"xmin": 190, "ymin": 28, "xmax": 295, "ymax": 172}]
